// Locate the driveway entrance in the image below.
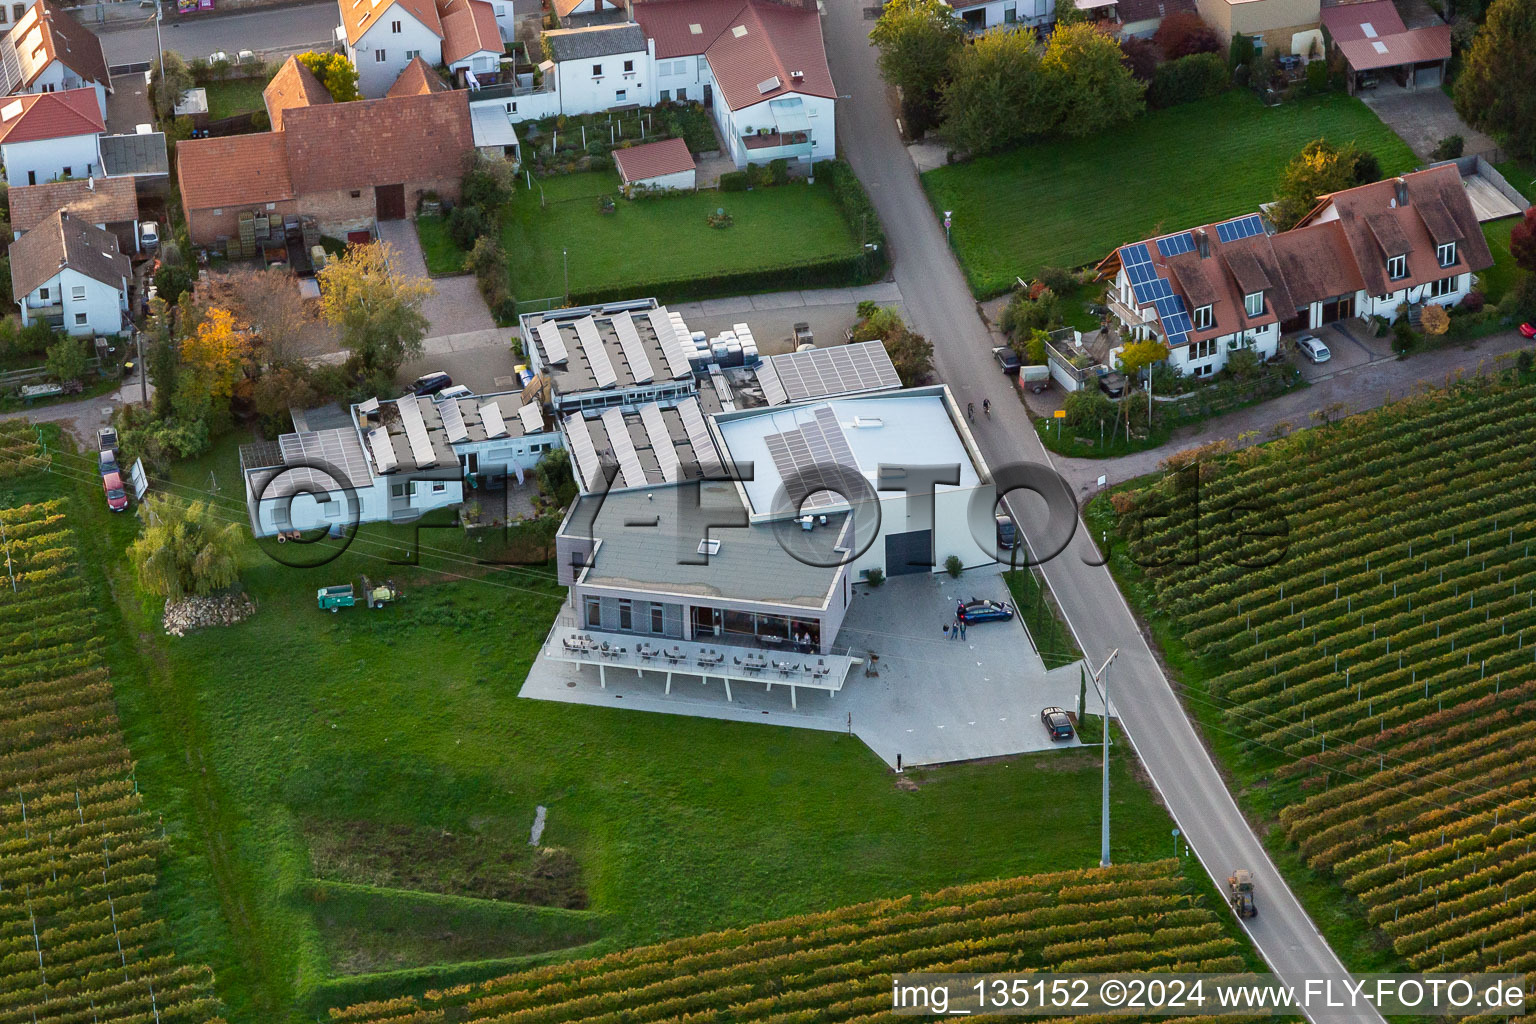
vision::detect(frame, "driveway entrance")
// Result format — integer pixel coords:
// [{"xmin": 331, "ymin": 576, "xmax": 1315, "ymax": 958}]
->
[{"xmin": 1360, "ymin": 84, "xmax": 1498, "ymax": 160}]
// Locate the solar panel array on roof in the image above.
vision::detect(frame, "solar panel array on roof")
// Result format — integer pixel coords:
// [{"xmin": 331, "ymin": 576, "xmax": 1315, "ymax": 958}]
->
[
  {"xmin": 638, "ymin": 403, "xmax": 680, "ymax": 483},
  {"xmin": 518, "ymin": 402, "xmax": 543, "ymax": 434},
  {"xmin": 756, "ymin": 360, "xmax": 789, "ymax": 406},
  {"xmin": 439, "ymin": 397, "xmax": 469, "ymax": 444},
  {"xmin": 479, "ymin": 400, "xmax": 508, "ymax": 439},
  {"xmin": 611, "ymin": 311, "xmax": 654, "ymax": 384},
  {"xmin": 536, "ymin": 320, "xmax": 569, "ymax": 365},
  {"xmin": 601, "ymin": 407, "xmax": 647, "ymax": 489},
  {"xmin": 397, "ymin": 395, "xmax": 437, "ymax": 468},
  {"xmin": 1216, "ymin": 214, "xmax": 1265, "ymax": 244},
  {"xmin": 273, "ymin": 428, "xmax": 373, "ymax": 499},
  {"xmin": 647, "ymin": 306, "xmax": 693, "ymax": 379},
  {"xmin": 676, "ymin": 397, "xmax": 721, "ymax": 476},
  {"xmin": 763, "ymin": 408, "xmax": 860, "ymax": 511},
  {"xmin": 575, "ymin": 316, "xmax": 617, "ymax": 389},
  {"xmin": 366, "ymin": 427, "xmax": 397, "ymax": 473},
  {"xmin": 1120, "ymin": 240, "xmax": 1194, "ymax": 345},
  {"xmin": 768, "ymin": 342, "xmax": 902, "ymax": 403},
  {"xmin": 564, "ymin": 412, "xmax": 602, "ymax": 491},
  {"xmin": 1156, "ymin": 232, "xmax": 1195, "ymax": 258}
]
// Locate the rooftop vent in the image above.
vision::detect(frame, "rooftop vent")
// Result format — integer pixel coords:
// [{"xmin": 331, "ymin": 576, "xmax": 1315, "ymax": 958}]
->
[
  {"xmin": 1195, "ymin": 228, "xmax": 1210, "ymax": 258},
  {"xmin": 850, "ymin": 416, "xmax": 883, "ymax": 428},
  {"xmin": 790, "ymin": 69, "xmax": 804, "ymax": 79},
  {"xmin": 697, "ymin": 538, "xmax": 721, "ymax": 555}
]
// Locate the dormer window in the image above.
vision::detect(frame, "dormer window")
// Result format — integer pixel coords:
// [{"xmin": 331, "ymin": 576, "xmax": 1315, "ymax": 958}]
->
[
  {"xmin": 1437, "ymin": 241, "xmax": 1456, "ymax": 267},
  {"xmin": 1244, "ymin": 291, "xmax": 1263, "ymax": 317},
  {"xmin": 1387, "ymin": 254, "xmax": 1407, "ymax": 280},
  {"xmin": 1193, "ymin": 304, "xmax": 1212, "ymax": 331}
]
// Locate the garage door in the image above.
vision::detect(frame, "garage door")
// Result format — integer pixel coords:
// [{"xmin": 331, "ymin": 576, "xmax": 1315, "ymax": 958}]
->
[
  {"xmin": 375, "ymin": 183, "xmax": 407, "ymax": 221},
  {"xmin": 884, "ymin": 530, "xmax": 933, "ymax": 576},
  {"xmin": 1414, "ymin": 62, "xmax": 1442, "ymax": 87}
]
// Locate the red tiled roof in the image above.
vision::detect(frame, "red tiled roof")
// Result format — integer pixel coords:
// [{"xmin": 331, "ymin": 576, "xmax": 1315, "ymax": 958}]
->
[
  {"xmin": 282, "ymin": 89, "xmax": 473, "ymax": 192},
  {"xmin": 0, "ymin": 88, "xmax": 103, "ymax": 144},
  {"xmin": 1267, "ymin": 221, "xmax": 1364, "ymax": 307},
  {"xmin": 9, "ymin": 175, "xmax": 136, "ymax": 232},
  {"xmin": 9, "ymin": 209, "xmax": 129, "ymax": 296},
  {"xmin": 440, "ymin": 0, "xmax": 503, "ymax": 63},
  {"xmin": 1336, "ymin": 25, "xmax": 1450, "ymax": 71},
  {"xmin": 386, "ymin": 55, "xmax": 451, "ymax": 96},
  {"xmin": 340, "ymin": 0, "xmax": 442, "ymax": 46},
  {"xmin": 614, "ymin": 136, "xmax": 695, "ymax": 182},
  {"xmin": 262, "ymin": 56, "xmax": 332, "ymax": 132},
  {"xmin": 634, "ymin": 0, "xmax": 741, "ymax": 58},
  {"xmin": 177, "ymin": 132, "xmax": 294, "ymax": 210},
  {"xmin": 1319, "ymin": 0, "xmax": 1405, "ymax": 42},
  {"xmin": 3, "ymin": 1, "xmax": 110, "ymax": 93}
]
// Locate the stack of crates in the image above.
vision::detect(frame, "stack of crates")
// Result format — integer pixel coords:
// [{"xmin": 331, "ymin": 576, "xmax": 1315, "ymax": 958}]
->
[
  {"xmin": 237, "ymin": 211, "xmax": 256, "ymax": 258},
  {"xmin": 300, "ymin": 216, "xmax": 319, "ymax": 251}
]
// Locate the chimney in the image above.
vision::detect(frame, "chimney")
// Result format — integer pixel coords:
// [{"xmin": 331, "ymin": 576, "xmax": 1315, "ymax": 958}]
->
[
  {"xmin": 86, "ymin": 175, "xmax": 94, "ymax": 191},
  {"xmin": 1195, "ymin": 228, "xmax": 1209, "ymax": 259},
  {"xmin": 1393, "ymin": 177, "xmax": 1408, "ymax": 206}
]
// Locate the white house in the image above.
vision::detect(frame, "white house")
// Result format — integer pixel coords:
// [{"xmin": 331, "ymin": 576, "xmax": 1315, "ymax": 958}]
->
[
  {"xmin": 440, "ymin": 0, "xmax": 505, "ymax": 77},
  {"xmin": 9, "ymin": 209, "xmax": 129, "ymax": 336},
  {"xmin": 1098, "ymin": 164, "xmax": 1493, "ymax": 378},
  {"xmin": 944, "ymin": 0, "xmax": 1052, "ymax": 33},
  {"xmin": 0, "ymin": 1, "xmax": 111, "ymax": 119},
  {"xmin": 339, "ymin": 0, "xmax": 446, "ymax": 98},
  {"xmin": 542, "ymin": 22, "xmax": 654, "ymax": 112},
  {"xmin": 0, "ymin": 88, "xmax": 102, "ymax": 186}
]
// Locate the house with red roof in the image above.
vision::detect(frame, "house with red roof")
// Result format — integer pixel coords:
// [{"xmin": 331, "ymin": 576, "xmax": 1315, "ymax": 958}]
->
[
  {"xmin": 1095, "ymin": 165, "xmax": 1492, "ymax": 378},
  {"xmin": 0, "ymin": 1, "xmax": 112, "ymax": 119},
  {"xmin": 0, "ymin": 88, "xmax": 104, "ymax": 186},
  {"xmin": 338, "ymin": 0, "xmax": 508, "ymax": 97}
]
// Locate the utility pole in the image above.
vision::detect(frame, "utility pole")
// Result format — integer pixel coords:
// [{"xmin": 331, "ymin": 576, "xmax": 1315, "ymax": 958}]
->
[
  {"xmin": 1089, "ymin": 649, "xmax": 1120, "ymax": 867},
  {"xmin": 136, "ymin": 331, "xmax": 146, "ymax": 406},
  {"xmin": 154, "ymin": 0, "xmax": 164, "ymax": 96}
]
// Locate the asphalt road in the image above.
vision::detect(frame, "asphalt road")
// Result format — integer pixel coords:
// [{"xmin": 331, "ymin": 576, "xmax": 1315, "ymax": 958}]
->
[
  {"xmin": 95, "ymin": 2, "xmax": 337, "ymax": 65},
  {"xmin": 820, "ymin": 6, "xmax": 1382, "ymax": 1021}
]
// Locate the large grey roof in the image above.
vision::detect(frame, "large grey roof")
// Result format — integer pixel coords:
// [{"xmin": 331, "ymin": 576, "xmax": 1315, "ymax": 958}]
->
[
  {"xmin": 544, "ymin": 22, "xmax": 647, "ymax": 62},
  {"xmin": 99, "ymin": 132, "xmax": 169, "ymax": 176},
  {"xmin": 563, "ymin": 484, "xmax": 847, "ymax": 607},
  {"xmin": 8, "ymin": 208, "xmax": 129, "ymax": 296}
]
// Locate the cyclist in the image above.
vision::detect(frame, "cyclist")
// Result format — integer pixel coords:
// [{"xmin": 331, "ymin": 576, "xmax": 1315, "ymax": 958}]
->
[
  {"xmin": 983, "ymin": 398, "xmax": 991, "ymax": 417},
  {"xmin": 967, "ymin": 402, "xmax": 975, "ymax": 421}
]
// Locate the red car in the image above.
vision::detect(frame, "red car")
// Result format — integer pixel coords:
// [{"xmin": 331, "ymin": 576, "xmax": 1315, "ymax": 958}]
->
[
  {"xmin": 102, "ymin": 471, "xmax": 128, "ymax": 512},
  {"xmin": 1519, "ymin": 322, "xmax": 1536, "ymax": 339}
]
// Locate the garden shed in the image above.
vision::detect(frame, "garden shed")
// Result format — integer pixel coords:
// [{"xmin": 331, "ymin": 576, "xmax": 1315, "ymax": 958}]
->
[{"xmin": 614, "ymin": 138, "xmax": 696, "ymax": 194}]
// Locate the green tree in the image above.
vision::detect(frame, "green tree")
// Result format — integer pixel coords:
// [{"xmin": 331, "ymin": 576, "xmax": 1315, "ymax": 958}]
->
[
  {"xmin": 296, "ymin": 51, "xmax": 360, "ymax": 103},
  {"xmin": 151, "ymin": 50, "xmax": 194, "ymax": 120},
  {"xmin": 1039, "ymin": 23, "xmax": 1145, "ymax": 137},
  {"xmin": 1455, "ymin": 0, "xmax": 1536, "ymax": 159},
  {"xmin": 129, "ymin": 495, "xmax": 243, "ymax": 602},
  {"xmin": 45, "ymin": 335, "xmax": 86, "ymax": 382},
  {"xmin": 852, "ymin": 306, "xmax": 933, "ymax": 385},
  {"xmin": 1117, "ymin": 338, "xmax": 1168, "ymax": 379},
  {"xmin": 1269, "ymin": 138, "xmax": 1362, "ymax": 230},
  {"xmin": 871, "ymin": 0, "xmax": 964, "ymax": 138},
  {"xmin": 317, "ymin": 241, "xmax": 432, "ymax": 381},
  {"xmin": 1053, "ymin": 0, "xmax": 1088, "ymax": 26},
  {"xmin": 940, "ymin": 27, "xmax": 1045, "ymax": 154}
]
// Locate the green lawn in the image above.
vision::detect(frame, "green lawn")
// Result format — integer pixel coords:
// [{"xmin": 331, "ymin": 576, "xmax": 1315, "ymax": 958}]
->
[
  {"xmin": 32, "ymin": 427, "xmax": 1191, "ymax": 1023},
  {"xmin": 203, "ymin": 76, "xmax": 269, "ymax": 121},
  {"xmin": 1480, "ymin": 216, "xmax": 1524, "ymax": 303},
  {"xmin": 1493, "ymin": 157, "xmax": 1536, "ymax": 203},
  {"xmin": 923, "ymin": 91, "xmax": 1419, "ymax": 297},
  {"xmin": 1001, "ymin": 568, "xmax": 1083, "ymax": 669}
]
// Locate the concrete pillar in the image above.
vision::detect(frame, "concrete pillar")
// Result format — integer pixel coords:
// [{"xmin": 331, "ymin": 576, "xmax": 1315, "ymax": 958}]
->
[
  {"xmin": 724, "ymin": 679, "xmax": 732, "ymax": 702},
  {"xmin": 665, "ymin": 671, "xmax": 672, "ymax": 695},
  {"xmin": 599, "ymin": 664, "xmax": 605, "ymax": 689}
]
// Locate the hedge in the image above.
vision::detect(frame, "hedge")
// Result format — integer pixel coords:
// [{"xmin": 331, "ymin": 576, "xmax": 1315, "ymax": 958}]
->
[
  {"xmin": 1148, "ymin": 52, "xmax": 1231, "ymax": 110},
  {"xmin": 571, "ymin": 251, "xmax": 886, "ymax": 307},
  {"xmin": 816, "ymin": 158, "xmax": 887, "ymax": 261}
]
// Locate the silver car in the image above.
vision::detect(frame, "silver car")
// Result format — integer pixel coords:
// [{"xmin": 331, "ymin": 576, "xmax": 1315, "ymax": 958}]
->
[{"xmin": 1295, "ymin": 335, "xmax": 1331, "ymax": 363}]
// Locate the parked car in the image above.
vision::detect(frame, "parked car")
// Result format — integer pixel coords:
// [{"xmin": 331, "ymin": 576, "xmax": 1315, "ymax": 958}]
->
[
  {"xmin": 139, "ymin": 221, "xmax": 159, "ymax": 250},
  {"xmin": 99, "ymin": 451, "xmax": 120, "ymax": 477},
  {"xmin": 1041, "ymin": 706, "xmax": 1074, "ymax": 741},
  {"xmin": 236, "ymin": 49, "xmax": 256, "ymax": 64},
  {"xmin": 961, "ymin": 599, "xmax": 1014, "ymax": 624},
  {"xmin": 992, "ymin": 346, "xmax": 1021, "ymax": 376},
  {"xmin": 408, "ymin": 372, "xmax": 453, "ymax": 396},
  {"xmin": 1295, "ymin": 335, "xmax": 1331, "ymax": 363},
  {"xmin": 438, "ymin": 384, "xmax": 475, "ymax": 400},
  {"xmin": 995, "ymin": 513, "xmax": 1017, "ymax": 550},
  {"xmin": 208, "ymin": 50, "xmax": 229, "ymax": 64},
  {"xmin": 1519, "ymin": 322, "xmax": 1535, "ymax": 339},
  {"xmin": 1098, "ymin": 370, "xmax": 1127, "ymax": 398},
  {"xmin": 101, "ymin": 471, "xmax": 128, "ymax": 512}
]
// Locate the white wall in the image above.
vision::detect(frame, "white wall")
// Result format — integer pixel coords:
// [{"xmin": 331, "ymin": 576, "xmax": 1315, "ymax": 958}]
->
[
  {"xmin": 24, "ymin": 65, "xmax": 109, "ymax": 119},
  {"xmin": 1355, "ymin": 272, "xmax": 1471, "ymax": 322},
  {"xmin": 948, "ymin": 0, "xmax": 1051, "ymax": 32},
  {"xmin": 489, "ymin": 0, "xmax": 514, "ymax": 38},
  {"xmin": 448, "ymin": 47, "xmax": 504, "ymax": 76},
  {"xmin": 554, "ymin": 40, "xmax": 655, "ymax": 114},
  {"xmin": 478, "ymin": 87, "xmax": 559, "ymax": 124},
  {"xmin": 716, "ymin": 92, "xmax": 835, "ymax": 169},
  {"xmin": 346, "ymin": 9, "xmax": 443, "ymax": 98},
  {"xmin": 654, "ymin": 53, "xmax": 709, "ymax": 103},
  {"xmin": 626, "ymin": 167, "xmax": 694, "ymax": 192},
  {"xmin": 18, "ymin": 265, "xmax": 125, "ymax": 336},
  {"xmin": 841, "ymin": 483, "xmax": 998, "ymax": 581},
  {"xmin": 452, "ymin": 428, "xmax": 563, "ymax": 477},
  {"xmin": 252, "ymin": 472, "xmax": 464, "ymax": 536},
  {"xmin": 2, "ymin": 133, "xmax": 100, "ymax": 185}
]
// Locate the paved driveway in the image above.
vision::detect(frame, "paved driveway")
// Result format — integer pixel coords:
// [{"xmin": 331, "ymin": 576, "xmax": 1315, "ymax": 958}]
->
[
  {"xmin": 376, "ymin": 218, "xmax": 496, "ymax": 339},
  {"xmin": 1360, "ymin": 84, "xmax": 1497, "ymax": 161}
]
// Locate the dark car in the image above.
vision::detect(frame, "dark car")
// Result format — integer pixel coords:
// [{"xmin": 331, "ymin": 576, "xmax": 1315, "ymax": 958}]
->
[
  {"xmin": 102, "ymin": 471, "xmax": 128, "ymax": 512},
  {"xmin": 1099, "ymin": 371, "xmax": 1127, "ymax": 398},
  {"xmin": 995, "ymin": 513, "xmax": 1017, "ymax": 550},
  {"xmin": 992, "ymin": 346, "xmax": 1021, "ymax": 376},
  {"xmin": 408, "ymin": 371, "xmax": 453, "ymax": 397},
  {"xmin": 99, "ymin": 452, "xmax": 120, "ymax": 478},
  {"xmin": 961, "ymin": 599, "xmax": 1014, "ymax": 624},
  {"xmin": 1041, "ymin": 706, "xmax": 1074, "ymax": 741}
]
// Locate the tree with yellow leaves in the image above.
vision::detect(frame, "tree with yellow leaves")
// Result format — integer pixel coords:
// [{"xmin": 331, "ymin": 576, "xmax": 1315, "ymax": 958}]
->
[
  {"xmin": 318, "ymin": 241, "xmax": 432, "ymax": 388},
  {"xmin": 179, "ymin": 307, "xmax": 250, "ymax": 398},
  {"xmin": 1419, "ymin": 303, "xmax": 1450, "ymax": 336}
]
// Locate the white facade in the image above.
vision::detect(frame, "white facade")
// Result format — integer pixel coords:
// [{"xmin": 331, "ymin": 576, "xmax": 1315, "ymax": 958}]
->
[
  {"xmin": 18, "ymin": 263, "xmax": 126, "ymax": 335},
  {"xmin": 626, "ymin": 167, "xmax": 695, "ymax": 192},
  {"xmin": 1, "ymin": 132, "xmax": 99, "ymax": 185},
  {"xmin": 447, "ymin": 46, "xmax": 504, "ymax": 76},
  {"xmin": 251, "ymin": 472, "xmax": 464, "ymax": 537},
  {"xmin": 344, "ymin": 8, "xmax": 443, "ymax": 98},
  {"xmin": 19, "ymin": 62, "xmax": 109, "ymax": 119},
  {"xmin": 654, "ymin": 53, "xmax": 710, "ymax": 104},
  {"xmin": 552, "ymin": 40, "xmax": 655, "ymax": 114},
  {"xmin": 947, "ymin": 0, "xmax": 1052, "ymax": 32},
  {"xmin": 1110, "ymin": 267, "xmax": 1280, "ymax": 377}
]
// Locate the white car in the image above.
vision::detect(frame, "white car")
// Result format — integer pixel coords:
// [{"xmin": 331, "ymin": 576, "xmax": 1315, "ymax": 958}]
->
[
  {"xmin": 1295, "ymin": 335, "xmax": 1331, "ymax": 363},
  {"xmin": 139, "ymin": 221, "xmax": 160, "ymax": 250},
  {"xmin": 438, "ymin": 385, "xmax": 476, "ymax": 401},
  {"xmin": 208, "ymin": 51, "xmax": 229, "ymax": 64}
]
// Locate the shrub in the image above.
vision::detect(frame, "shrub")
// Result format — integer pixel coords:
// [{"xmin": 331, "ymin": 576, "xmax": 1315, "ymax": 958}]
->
[
  {"xmin": 1391, "ymin": 317, "xmax": 1419, "ymax": 354},
  {"xmin": 1352, "ymin": 149, "xmax": 1382, "ymax": 184},
  {"xmin": 154, "ymin": 263, "xmax": 194, "ymax": 305},
  {"xmin": 1305, "ymin": 59, "xmax": 1329, "ymax": 94},
  {"xmin": 865, "ymin": 567, "xmax": 885, "ymax": 587},
  {"xmin": 944, "ymin": 554, "xmax": 963, "ymax": 577},
  {"xmin": 448, "ymin": 203, "xmax": 491, "ymax": 250},
  {"xmin": 1155, "ymin": 11, "xmax": 1221, "ymax": 58},
  {"xmin": 1119, "ymin": 36, "xmax": 1159, "ymax": 83},
  {"xmin": 1002, "ymin": 288, "xmax": 1064, "ymax": 336},
  {"xmin": 744, "ymin": 162, "xmax": 769, "ymax": 188},
  {"xmin": 768, "ymin": 158, "xmax": 790, "ymax": 186},
  {"xmin": 1519, "ymin": 350, "xmax": 1533, "ymax": 376},
  {"xmin": 1419, "ymin": 303, "xmax": 1450, "ymax": 335},
  {"xmin": 1148, "ymin": 52, "xmax": 1229, "ymax": 109},
  {"xmin": 45, "ymin": 335, "xmax": 86, "ymax": 383},
  {"xmin": 586, "ymin": 140, "xmax": 608, "ymax": 157},
  {"xmin": 1036, "ymin": 265, "xmax": 1078, "ymax": 295},
  {"xmin": 1462, "ymin": 289, "xmax": 1485, "ymax": 313},
  {"xmin": 719, "ymin": 170, "xmax": 749, "ymax": 191},
  {"xmin": 1063, "ymin": 388, "xmax": 1114, "ymax": 430},
  {"xmin": 588, "ymin": 155, "xmax": 612, "ymax": 173},
  {"xmin": 1430, "ymin": 134, "xmax": 1464, "ymax": 160}
]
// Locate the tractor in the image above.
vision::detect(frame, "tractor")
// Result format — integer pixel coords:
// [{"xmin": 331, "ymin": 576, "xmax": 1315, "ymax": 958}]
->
[{"xmin": 1228, "ymin": 869, "xmax": 1256, "ymax": 919}]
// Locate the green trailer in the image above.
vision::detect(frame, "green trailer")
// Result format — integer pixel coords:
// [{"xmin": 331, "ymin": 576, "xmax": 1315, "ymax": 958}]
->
[{"xmin": 317, "ymin": 584, "xmax": 356, "ymax": 612}]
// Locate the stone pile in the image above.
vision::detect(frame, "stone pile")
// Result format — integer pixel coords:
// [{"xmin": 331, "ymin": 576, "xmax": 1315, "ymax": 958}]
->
[{"xmin": 163, "ymin": 592, "xmax": 256, "ymax": 637}]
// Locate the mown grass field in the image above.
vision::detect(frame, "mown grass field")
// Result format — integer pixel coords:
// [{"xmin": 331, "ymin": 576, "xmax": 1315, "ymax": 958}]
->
[
  {"xmin": 25, "ymin": 426, "xmax": 1193, "ymax": 1024},
  {"xmin": 1088, "ymin": 371, "xmax": 1536, "ymax": 981},
  {"xmin": 201, "ymin": 77, "xmax": 269, "ymax": 120},
  {"xmin": 923, "ymin": 92, "xmax": 1419, "ymax": 297}
]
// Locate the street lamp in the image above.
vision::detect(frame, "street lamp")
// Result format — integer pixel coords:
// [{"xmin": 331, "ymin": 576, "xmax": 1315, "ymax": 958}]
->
[{"xmin": 1088, "ymin": 648, "xmax": 1120, "ymax": 867}]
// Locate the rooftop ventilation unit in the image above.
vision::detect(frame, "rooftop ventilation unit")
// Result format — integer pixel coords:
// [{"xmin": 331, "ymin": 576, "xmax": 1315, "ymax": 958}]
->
[
  {"xmin": 790, "ymin": 69, "xmax": 804, "ymax": 79},
  {"xmin": 697, "ymin": 538, "xmax": 721, "ymax": 555}
]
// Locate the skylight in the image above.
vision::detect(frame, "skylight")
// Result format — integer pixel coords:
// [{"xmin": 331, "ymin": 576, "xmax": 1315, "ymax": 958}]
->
[
  {"xmin": 731, "ymin": 24, "xmax": 747, "ymax": 37},
  {"xmin": 688, "ymin": 22, "xmax": 701, "ymax": 33}
]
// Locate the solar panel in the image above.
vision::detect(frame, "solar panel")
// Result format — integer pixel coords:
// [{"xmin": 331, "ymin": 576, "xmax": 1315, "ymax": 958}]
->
[
  {"xmin": 1216, "ymin": 214, "xmax": 1265, "ymax": 244},
  {"xmin": 563, "ymin": 412, "xmax": 603, "ymax": 491},
  {"xmin": 811, "ymin": 407, "xmax": 857, "ymax": 468},
  {"xmin": 574, "ymin": 316, "xmax": 617, "ymax": 389},
  {"xmin": 611, "ymin": 311, "xmax": 654, "ymax": 384},
  {"xmin": 271, "ymin": 428, "xmax": 375, "ymax": 499},
  {"xmin": 601, "ymin": 407, "xmax": 646, "ymax": 488},
  {"xmin": 646, "ymin": 306, "xmax": 693, "ymax": 379},
  {"xmin": 479, "ymin": 400, "xmax": 508, "ymax": 439},
  {"xmin": 535, "ymin": 320, "xmax": 569, "ymax": 365},
  {"xmin": 367, "ymin": 427, "xmax": 398, "ymax": 473},
  {"xmin": 767, "ymin": 342, "xmax": 902, "ymax": 403},
  {"xmin": 1119, "ymin": 243, "xmax": 1151, "ymax": 267},
  {"xmin": 397, "ymin": 395, "xmax": 437, "ymax": 468},
  {"xmin": 676, "ymin": 397, "xmax": 721, "ymax": 476},
  {"xmin": 638, "ymin": 403, "xmax": 681, "ymax": 483},
  {"xmin": 518, "ymin": 402, "xmax": 543, "ymax": 434},
  {"xmin": 1156, "ymin": 232, "xmax": 1195, "ymax": 257},
  {"xmin": 438, "ymin": 397, "xmax": 469, "ymax": 444},
  {"xmin": 756, "ymin": 360, "xmax": 789, "ymax": 405}
]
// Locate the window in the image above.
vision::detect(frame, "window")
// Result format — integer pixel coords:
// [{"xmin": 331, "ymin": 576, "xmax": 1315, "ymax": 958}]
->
[
  {"xmin": 12, "ymin": 4, "xmax": 23, "ymax": 19},
  {"xmin": 61, "ymin": 166, "xmax": 70, "ymax": 178},
  {"xmin": 431, "ymin": 482, "xmax": 447, "ymax": 493},
  {"xmin": 1193, "ymin": 304, "xmax": 1213, "ymax": 330},
  {"xmin": 618, "ymin": 600, "xmax": 633, "ymax": 630},
  {"xmin": 592, "ymin": 63, "xmax": 603, "ymax": 77},
  {"xmin": 391, "ymin": 483, "xmax": 406, "ymax": 498},
  {"xmin": 391, "ymin": 18, "xmax": 400, "ymax": 31},
  {"xmin": 584, "ymin": 596, "xmax": 601, "ymax": 628},
  {"xmin": 1437, "ymin": 241, "xmax": 1456, "ymax": 267},
  {"xmin": 1004, "ymin": 0, "xmax": 1017, "ymax": 19},
  {"xmin": 266, "ymin": 202, "xmax": 276, "ymax": 211},
  {"xmin": 495, "ymin": 3, "xmax": 506, "ymax": 13},
  {"xmin": 40, "ymin": 83, "xmax": 53, "ymax": 93},
  {"xmin": 1192, "ymin": 338, "xmax": 1216, "ymax": 359},
  {"xmin": 1244, "ymin": 291, "xmax": 1263, "ymax": 317},
  {"xmin": 70, "ymin": 285, "xmax": 85, "ymax": 300},
  {"xmin": 0, "ymin": 9, "xmax": 7, "ymax": 23},
  {"xmin": 405, "ymin": 48, "xmax": 420, "ymax": 59},
  {"xmin": 1387, "ymin": 253, "xmax": 1407, "ymax": 280},
  {"xmin": 350, "ymin": 189, "xmax": 361, "ymax": 198},
  {"xmin": 1431, "ymin": 275, "xmax": 1456, "ymax": 297},
  {"xmin": 623, "ymin": 59, "xmax": 634, "ymax": 73},
  {"xmin": 677, "ymin": 87, "xmax": 686, "ymax": 101},
  {"xmin": 1195, "ymin": 363, "xmax": 1213, "ymax": 377},
  {"xmin": 615, "ymin": 89, "xmax": 626, "ymax": 101},
  {"xmin": 38, "ymin": 287, "xmax": 48, "ymax": 301},
  {"xmin": 375, "ymin": 48, "xmax": 387, "ymax": 61},
  {"xmin": 660, "ymin": 89, "xmax": 670, "ymax": 101},
  {"xmin": 73, "ymin": 312, "xmax": 87, "ymax": 326},
  {"xmin": 505, "ymin": 101, "xmax": 517, "ymax": 113},
  {"xmin": 651, "ymin": 606, "xmax": 663, "ymax": 633},
  {"xmin": 1250, "ymin": 35, "xmax": 1263, "ymax": 54}
]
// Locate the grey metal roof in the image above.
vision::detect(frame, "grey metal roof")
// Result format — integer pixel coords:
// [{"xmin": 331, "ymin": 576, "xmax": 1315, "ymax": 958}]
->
[
  {"xmin": 578, "ymin": 401, "xmax": 721, "ymax": 489},
  {"xmin": 525, "ymin": 300, "xmax": 691, "ymax": 397},
  {"xmin": 544, "ymin": 22, "xmax": 647, "ymax": 62},
  {"xmin": 244, "ymin": 427, "xmax": 374, "ymax": 502},
  {"xmin": 99, "ymin": 132, "xmax": 169, "ymax": 176},
  {"xmin": 563, "ymin": 484, "xmax": 847, "ymax": 607}
]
